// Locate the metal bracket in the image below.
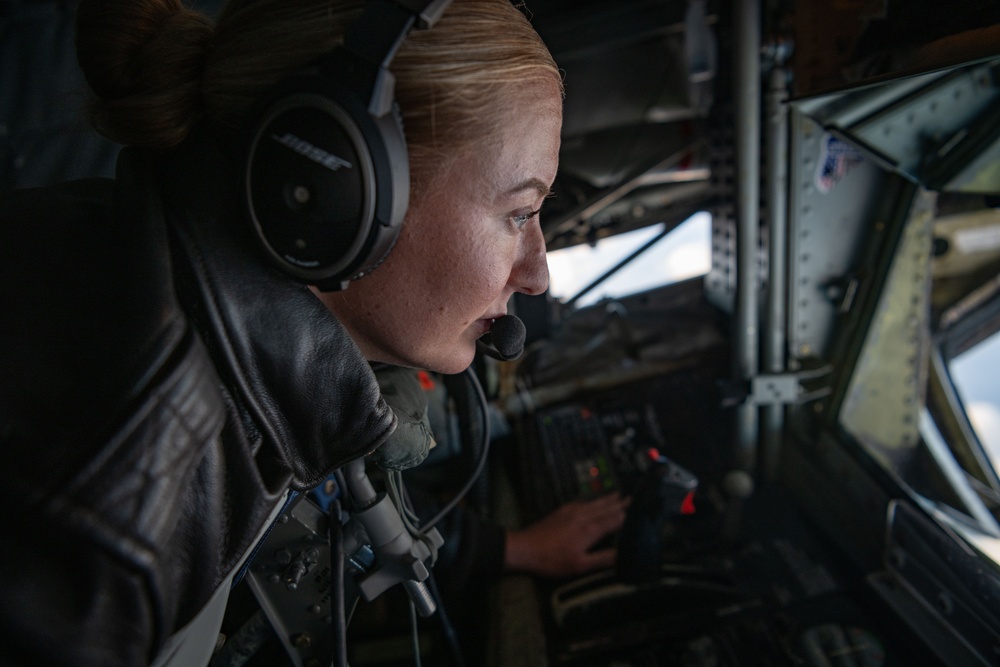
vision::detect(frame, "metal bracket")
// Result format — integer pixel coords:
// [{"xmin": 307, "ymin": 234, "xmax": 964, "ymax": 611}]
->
[
  {"xmin": 750, "ymin": 373, "xmax": 800, "ymax": 404},
  {"xmin": 749, "ymin": 366, "xmax": 833, "ymax": 405}
]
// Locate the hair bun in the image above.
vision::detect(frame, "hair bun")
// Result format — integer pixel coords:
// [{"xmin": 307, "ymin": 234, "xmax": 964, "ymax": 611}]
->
[{"xmin": 76, "ymin": 0, "xmax": 215, "ymax": 147}]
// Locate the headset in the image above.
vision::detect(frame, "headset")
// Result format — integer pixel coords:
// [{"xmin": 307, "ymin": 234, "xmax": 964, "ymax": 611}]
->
[{"xmin": 244, "ymin": 0, "xmax": 453, "ymax": 292}]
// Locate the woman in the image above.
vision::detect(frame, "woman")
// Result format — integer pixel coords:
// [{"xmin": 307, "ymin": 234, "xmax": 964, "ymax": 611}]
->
[{"xmin": 0, "ymin": 0, "xmax": 561, "ymax": 664}]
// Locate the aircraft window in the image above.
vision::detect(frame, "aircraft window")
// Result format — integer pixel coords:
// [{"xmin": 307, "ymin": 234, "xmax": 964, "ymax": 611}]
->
[
  {"xmin": 950, "ymin": 330, "xmax": 1000, "ymax": 469},
  {"xmin": 547, "ymin": 211, "xmax": 711, "ymax": 309}
]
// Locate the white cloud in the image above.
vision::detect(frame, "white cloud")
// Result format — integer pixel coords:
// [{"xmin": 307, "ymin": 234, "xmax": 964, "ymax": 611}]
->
[
  {"xmin": 664, "ymin": 241, "xmax": 712, "ymax": 282},
  {"xmin": 546, "ymin": 213, "xmax": 713, "ymax": 307}
]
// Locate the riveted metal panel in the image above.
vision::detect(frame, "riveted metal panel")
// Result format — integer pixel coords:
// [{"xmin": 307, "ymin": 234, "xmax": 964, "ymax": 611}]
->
[
  {"xmin": 786, "ymin": 110, "xmax": 895, "ymax": 363},
  {"xmin": 847, "ymin": 62, "xmax": 1000, "ymax": 180},
  {"xmin": 839, "ymin": 188, "xmax": 937, "ymax": 465},
  {"xmin": 705, "ymin": 118, "xmax": 739, "ymax": 314}
]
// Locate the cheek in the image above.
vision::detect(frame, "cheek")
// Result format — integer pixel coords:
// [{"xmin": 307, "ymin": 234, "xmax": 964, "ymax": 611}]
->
[
  {"xmin": 398, "ymin": 198, "xmax": 523, "ymax": 333},
  {"xmin": 449, "ymin": 229, "xmax": 515, "ymax": 300},
  {"xmin": 415, "ymin": 213, "xmax": 509, "ymax": 294}
]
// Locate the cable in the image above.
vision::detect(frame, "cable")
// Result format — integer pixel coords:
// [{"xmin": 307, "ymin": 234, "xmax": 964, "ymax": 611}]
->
[
  {"xmin": 334, "ymin": 468, "xmax": 351, "ymax": 510},
  {"xmin": 329, "ymin": 498, "xmax": 348, "ymax": 667},
  {"xmin": 423, "ymin": 366, "xmax": 491, "ymax": 530},
  {"xmin": 427, "ymin": 570, "xmax": 466, "ymax": 667},
  {"xmin": 329, "ymin": 366, "xmax": 489, "ymax": 665},
  {"xmin": 388, "ymin": 469, "xmax": 421, "ymax": 525},
  {"xmin": 409, "ymin": 599, "xmax": 422, "ymax": 667},
  {"xmin": 385, "ymin": 469, "xmax": 440, "ymax": 565}
]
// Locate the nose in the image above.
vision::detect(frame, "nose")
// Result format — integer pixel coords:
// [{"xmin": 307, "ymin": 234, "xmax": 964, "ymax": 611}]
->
[{"xmin": 509, "ymin": 220, "xmax": 549, "ymax": 296}]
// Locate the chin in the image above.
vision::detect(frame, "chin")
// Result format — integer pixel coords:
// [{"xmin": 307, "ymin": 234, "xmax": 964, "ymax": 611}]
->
[
  {"xmin": 375, "ymin": 336, "xmax": 476, "ymax": 375},
  {"xmin": 424, "ymin": 344, "xmax": 476, "ymax": 376}
]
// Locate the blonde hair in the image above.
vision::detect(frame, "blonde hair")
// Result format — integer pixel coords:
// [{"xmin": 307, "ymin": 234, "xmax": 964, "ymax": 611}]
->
[{"xmin": 76, "ymin": 0, "xmax": 562, "ymax": 182}]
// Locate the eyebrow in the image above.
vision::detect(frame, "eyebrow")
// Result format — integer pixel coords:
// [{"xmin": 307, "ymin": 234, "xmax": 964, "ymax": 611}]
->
[{"xmin": 501, "ymin": 178, "xmax": 554, "ymax": 200}]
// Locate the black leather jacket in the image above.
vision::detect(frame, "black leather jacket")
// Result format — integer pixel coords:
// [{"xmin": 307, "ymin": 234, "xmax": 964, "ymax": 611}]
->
[{"xmin": 0, "ymin": 133, "xmax": 395, "ymax": 666}]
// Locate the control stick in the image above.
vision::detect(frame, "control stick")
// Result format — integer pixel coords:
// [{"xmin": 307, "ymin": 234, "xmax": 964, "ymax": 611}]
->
[{"xmin": 615, "ymin": 450, "xmax": 698, "ymax": 583}]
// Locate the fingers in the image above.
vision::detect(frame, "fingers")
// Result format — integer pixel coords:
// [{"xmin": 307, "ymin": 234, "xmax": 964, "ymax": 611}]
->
[
  {"xmin": 579, "ymin": 547, "xmax": 617, "ymax": 572},
  {"xmin": 507, "ymin": 492, "xmax": 632, "ymax": 576},
  {"xmin": 539, "ymin": 494, "xmax": 629, "ymax": 563},
  {"xmin": 575, "ymin": 493, "xmax": 630, "ymax": 539},
  {"xmin": 582, "ymin": 492, "xmax": 631, "ymax": 513},
  {"xmin": 563, "ymin": 492, "xmax": 629, "ymax": 516}
]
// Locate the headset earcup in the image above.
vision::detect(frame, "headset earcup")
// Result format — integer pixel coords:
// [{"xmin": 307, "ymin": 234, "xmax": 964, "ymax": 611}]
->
[{"xmin": 245, "ymin": 77, "xmax": 409, "ymax": 290}]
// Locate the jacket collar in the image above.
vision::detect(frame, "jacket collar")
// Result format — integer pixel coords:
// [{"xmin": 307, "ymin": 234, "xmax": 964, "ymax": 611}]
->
[{"xmin": 125, "ymin": 132, "xmax": 395, "ymax": 490}]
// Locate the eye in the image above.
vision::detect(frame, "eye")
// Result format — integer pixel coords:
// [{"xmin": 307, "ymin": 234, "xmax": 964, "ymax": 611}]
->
[{"xmin": 511, "ymin": 207, "xmax": 542, "ymax": 229}]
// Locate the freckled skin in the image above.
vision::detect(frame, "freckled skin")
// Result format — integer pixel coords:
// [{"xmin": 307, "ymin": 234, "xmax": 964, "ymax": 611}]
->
[{"xmin": 317, "ymin": 78, "xmax": 562, "ymax": 374}]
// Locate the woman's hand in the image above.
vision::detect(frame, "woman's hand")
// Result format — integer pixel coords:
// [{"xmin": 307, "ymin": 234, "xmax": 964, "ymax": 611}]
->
[{"xmin": 504, "ymin": 493, "xmax": 630, "ymax": 577}]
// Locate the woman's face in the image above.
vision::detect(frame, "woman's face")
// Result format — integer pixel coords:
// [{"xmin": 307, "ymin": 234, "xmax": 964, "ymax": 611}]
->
[{"xmin": 317, "ymin": 77, "xmax": 562, "ymax": 374}]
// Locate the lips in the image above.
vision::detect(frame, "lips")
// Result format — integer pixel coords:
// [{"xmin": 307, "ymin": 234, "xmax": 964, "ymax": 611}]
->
[
  {"xmin": 475, "ymin": 313, "xmax": 505, "ymax": 338},
  {"xmin": 475, "ymin": 318, "xmax": 496, "ymax": 338}
]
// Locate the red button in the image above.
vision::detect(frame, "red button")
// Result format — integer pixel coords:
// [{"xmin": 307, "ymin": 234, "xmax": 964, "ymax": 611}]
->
[{"xmin": 681, "ymin": 490, "xmax": 696, "ymax": 515}]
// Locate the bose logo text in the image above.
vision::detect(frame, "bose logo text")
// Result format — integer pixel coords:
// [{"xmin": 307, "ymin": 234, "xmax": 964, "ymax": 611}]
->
[{"xmin": 271, "ymin": 133, "xmax": 353, "ymax": 172}]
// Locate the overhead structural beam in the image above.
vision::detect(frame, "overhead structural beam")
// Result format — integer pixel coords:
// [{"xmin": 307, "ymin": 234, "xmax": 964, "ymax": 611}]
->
[{"xmin": 543, "ymin": 138, "xmax": 708, "ymax": 245}]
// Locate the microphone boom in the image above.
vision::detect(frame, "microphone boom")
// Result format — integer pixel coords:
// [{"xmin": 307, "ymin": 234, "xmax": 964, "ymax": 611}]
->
[{"xmin": 476, "ymin": 315, "xmax": 526, "ymax": 361}]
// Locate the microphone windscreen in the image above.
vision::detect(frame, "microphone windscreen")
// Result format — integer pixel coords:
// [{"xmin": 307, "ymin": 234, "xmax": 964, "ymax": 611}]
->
[{"xmin": 489, "ymin": 315, "xmax": 526, "ymax": 361}]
